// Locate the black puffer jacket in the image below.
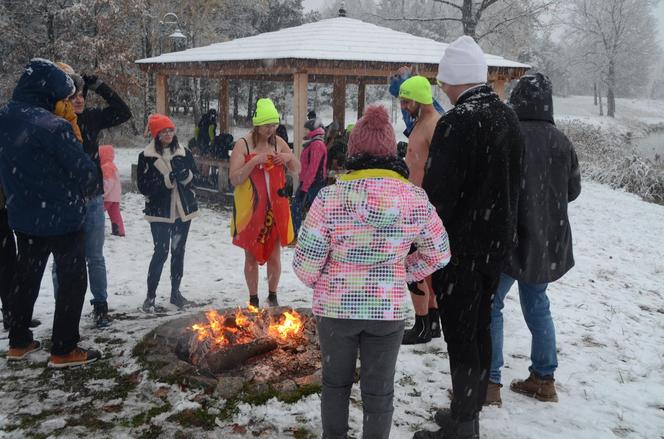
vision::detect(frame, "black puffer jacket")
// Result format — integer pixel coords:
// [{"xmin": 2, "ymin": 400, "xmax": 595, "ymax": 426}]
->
[
  {"xmin": 504, "ymin": 73, "xmax": 581, "ymax": 283},
  {"xmin": 423, "ymin": 85, "xmax": 524, "ymax": 275},
  {"xmin": 137, "ymin": 140, "xmax": 200, "ymax": 223}
]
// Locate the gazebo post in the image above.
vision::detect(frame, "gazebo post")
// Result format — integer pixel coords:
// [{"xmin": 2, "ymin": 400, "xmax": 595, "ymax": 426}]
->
[
  {"xmin": 332, "ymin": 76, "xmax": 346, "ymax": 129},
  {"xmin": 218, "ymin": 78, "xmax": 229, "ymax": 133},
  {"xmin": 357, "ymin": 80, "xmax": 366, "ymax": 118},
  {"xmin": 293, "ymin": 72, "xmax": 308, "ymax": 187},
  {"xmin": 156, "ymin": 73, "xmax": 169, "ymax": 115}
]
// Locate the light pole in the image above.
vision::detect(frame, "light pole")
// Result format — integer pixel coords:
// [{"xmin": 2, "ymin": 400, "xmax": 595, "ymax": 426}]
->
[{"xmin": 159, "ymin": 12, "xmax": 187, "ymax": 55}]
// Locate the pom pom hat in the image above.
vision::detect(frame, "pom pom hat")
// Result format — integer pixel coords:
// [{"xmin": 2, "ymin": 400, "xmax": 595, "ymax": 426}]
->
[
  {"xmin": 148, "ymin": 114, "xmax": 176, "ymax": 139},
  {"xmin": 252, "ymin": 98, "xmax": 280, "ymax": 126},
  {"xmin": 347, "ymin": 105, "xmax": 396, "ymax": 158},
  {"xmin": 437, "ymin": 35, "xmax": 488, "ymax": 86},
  {"xmin": 399, "ymin": 75, "xmax": 433, "ymax": 105}
]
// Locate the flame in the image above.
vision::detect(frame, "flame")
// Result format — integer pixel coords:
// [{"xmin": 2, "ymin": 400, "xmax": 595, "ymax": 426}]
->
[
  {"xmin": 190, "ymin": 307, "xmax": 304, "ymax": 347},
  {"xmin": 269, "ymin": 311, "xmax": 303, "ymax": 341}
]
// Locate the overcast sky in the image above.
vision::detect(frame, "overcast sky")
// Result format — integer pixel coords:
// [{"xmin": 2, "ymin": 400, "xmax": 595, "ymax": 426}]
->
[{"xmin": 303, "ymin": 0, "xmax": 664, "ymax": 45}]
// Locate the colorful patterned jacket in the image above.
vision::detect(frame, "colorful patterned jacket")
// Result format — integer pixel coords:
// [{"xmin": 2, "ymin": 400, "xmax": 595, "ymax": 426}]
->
[{"xmin": 293, "ymin": 168, "xmax": 451, "ymax": 320}]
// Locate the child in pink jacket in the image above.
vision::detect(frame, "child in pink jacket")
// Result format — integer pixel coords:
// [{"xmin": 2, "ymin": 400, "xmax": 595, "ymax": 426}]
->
[{"xmin": 99, "ymin": 144, "xmax": 125, "ymax": 236}]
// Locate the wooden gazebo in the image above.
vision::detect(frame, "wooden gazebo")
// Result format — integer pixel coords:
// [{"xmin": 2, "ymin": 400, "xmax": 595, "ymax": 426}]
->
[{"xmin": 136, "ymin": 15, "xmax": 529, "ymax": 161}]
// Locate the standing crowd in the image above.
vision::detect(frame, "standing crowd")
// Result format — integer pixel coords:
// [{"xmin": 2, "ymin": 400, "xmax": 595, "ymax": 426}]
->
[{"xmin": 0, "ymin": 34, "xmax": 580, "ymax": 439}]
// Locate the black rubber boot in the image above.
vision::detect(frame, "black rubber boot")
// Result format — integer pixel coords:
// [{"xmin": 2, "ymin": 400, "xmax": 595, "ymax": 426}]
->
[
  {"xmin": 414, "ymin": 413, "xmax": 479, "ymax": 439},
  {"xmin": 429, "ymin": 308, "xmax": 441, "ymax": 338},
  {"xmin": 142, "ymin": 297, "xmax": 156, "ymax": 313},
  {"xmin": 402, "ymin": 314, "xmax": 432, "ymax": 345}
]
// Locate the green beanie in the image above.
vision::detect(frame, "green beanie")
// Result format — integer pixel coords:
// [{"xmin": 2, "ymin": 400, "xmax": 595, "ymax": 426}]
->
[
  {"xmin": 252, "ymin": 98, "xmax": 280, "ymax": 126},
  {"xmin": 345, "ymin": 123, "xmax": 355, "ymax": 134},
  {"xmin": 399, "ymin": 76, "xmax": 433, "ymax": 105}
]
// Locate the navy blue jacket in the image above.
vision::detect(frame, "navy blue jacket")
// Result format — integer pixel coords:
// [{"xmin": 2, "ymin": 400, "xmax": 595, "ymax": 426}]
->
[{"xmin": 0, "ymin": 59, "xmax": 99, "ymax": 236}]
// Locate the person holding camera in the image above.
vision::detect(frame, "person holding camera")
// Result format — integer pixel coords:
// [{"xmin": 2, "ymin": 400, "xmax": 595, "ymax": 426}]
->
[{"xmin": 137, "ymin": 114, "xmax": 200, "ymax": 312}]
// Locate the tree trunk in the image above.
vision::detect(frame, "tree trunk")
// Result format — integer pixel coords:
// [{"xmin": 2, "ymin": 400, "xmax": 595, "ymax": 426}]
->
[
  {"xmin": 461, "ymin": 0, "xmax": 478, "ymax": 39},
  {"xmin": 607, "ymin": 60, "xmax": 616, "ymax": 118},
  {"xmin": 599, "ymin": 87, "xmax": 604, "ymax": 116},
  {"xmin": 593, "ymin": 82, "xmax": 598, "ymax": 106}
]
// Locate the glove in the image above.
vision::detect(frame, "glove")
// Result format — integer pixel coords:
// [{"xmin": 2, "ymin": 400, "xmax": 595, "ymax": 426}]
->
[
  {"xmin": 171, "ymin": 155, "xmax": 187, "ymax": 171},
  {"xmin": 82, "ymin": 74, "xmax": 102, "ymax": 91},
  {"xmin": 172, "ymin": 167, "xmax": 190, "ymax": 183},
  {"xmin": 407, "ymin": 282, "xmax": 427, "ymax": 296}
]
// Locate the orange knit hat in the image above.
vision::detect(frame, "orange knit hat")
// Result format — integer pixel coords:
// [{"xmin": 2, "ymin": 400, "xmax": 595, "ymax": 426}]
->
[{"xmin": 148, "ymin": 114, "xmax": 176, "ymax": 139}]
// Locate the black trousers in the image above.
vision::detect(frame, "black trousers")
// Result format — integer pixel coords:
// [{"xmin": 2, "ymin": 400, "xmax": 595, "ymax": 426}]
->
[
  {"xmin": 9, "ymin": 230, "xmax": 87, "ymax": 355},
  {"xmin": 0, "ymin": 209, "xmax": 17, "ymax": 317},
  {"xmin": 434, "ymin": 256, "xmax": 500, "ymax": 422},
  {"xmin": 147, "ymin": 219, "xmax": 191, "ymax": 297}
]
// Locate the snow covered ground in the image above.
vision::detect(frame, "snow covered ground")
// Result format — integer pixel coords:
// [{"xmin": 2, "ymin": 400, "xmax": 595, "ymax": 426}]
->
[{"xmin": 1, "ymin": 173, "xmax": 663, "ymax": 438}]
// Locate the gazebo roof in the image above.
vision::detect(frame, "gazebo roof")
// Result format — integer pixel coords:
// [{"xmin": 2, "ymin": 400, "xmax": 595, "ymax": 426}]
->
[{"xmin": 136, "ymin": 17, "xmax": 529, "ymax": 70}]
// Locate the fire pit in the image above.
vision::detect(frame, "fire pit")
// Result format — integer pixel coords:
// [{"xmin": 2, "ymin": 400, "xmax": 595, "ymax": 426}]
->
[{"xmin": 134, "ymin": 306, "xmax": 321, "ymax": 400}]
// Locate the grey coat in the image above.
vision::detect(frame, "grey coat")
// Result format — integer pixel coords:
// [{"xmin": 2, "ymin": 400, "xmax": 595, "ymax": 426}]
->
[{"xmin": 505, "ymin": 73, "xmax": 581, "ymax": 283}]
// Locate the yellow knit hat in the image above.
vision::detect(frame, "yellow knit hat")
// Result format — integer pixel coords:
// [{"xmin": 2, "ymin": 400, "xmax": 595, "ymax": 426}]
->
[
  {"xmin": 399, "ymin": 76, "xmax": 433, "ymax": 105},
  {"xmin": 252, "ymin": 98, "xmax": 280, "ymax": 126}
]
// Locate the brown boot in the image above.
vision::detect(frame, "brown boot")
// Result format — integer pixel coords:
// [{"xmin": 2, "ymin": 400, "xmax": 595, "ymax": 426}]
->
[
  {"xmin": 484, "ymin": 382, "xmax": 502, "ymax": 407},
  {"xmin": 510, "ymin": 372, "xmax": 558, "ymax": 402}
]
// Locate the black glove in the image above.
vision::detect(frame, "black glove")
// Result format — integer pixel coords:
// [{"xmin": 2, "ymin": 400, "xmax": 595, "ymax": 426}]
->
[
  {"xmin": 407, "ymin": 282, "xmax": 426, "ymax": 296},
  {"xmin": 82, "ymin": 74, "xmax": 102, "ymax": 91},
  {"xmin": 172, "ymin": 167, "xmax": 190, "ymax": 183},
  {"xmin": 171, "ymin": 155, "xmax": 187, "ymax": 172}
]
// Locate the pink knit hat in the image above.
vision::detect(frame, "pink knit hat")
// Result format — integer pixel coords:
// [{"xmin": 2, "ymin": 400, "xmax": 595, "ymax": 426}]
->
[{"xmin": 347, "ymin": 105, "xmax": 396, "ymax": 157}]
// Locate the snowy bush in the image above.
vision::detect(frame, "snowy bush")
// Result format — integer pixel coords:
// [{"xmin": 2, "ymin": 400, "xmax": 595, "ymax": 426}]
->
[{"xmin": 560, "ymin": 121, "xmax": 664, "ymax": 204}]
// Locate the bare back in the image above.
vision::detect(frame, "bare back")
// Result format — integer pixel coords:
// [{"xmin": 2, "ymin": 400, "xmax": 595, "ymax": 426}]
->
[{"xmin": 405, "ymin": 109, "xmax": 440, "ymax": 187}]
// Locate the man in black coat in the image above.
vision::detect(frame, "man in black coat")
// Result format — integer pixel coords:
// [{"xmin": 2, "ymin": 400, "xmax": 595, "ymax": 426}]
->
[
  {"xmin": 488, "ymin": 73, "xmax": 581, "ymax": 405},
  {"xmin": 54, "ymin": 64, "xmax": 132, "ymax": 328},
  {"xmin": 415, "ymin": 36, "xmax": 524, "ymax": 439}
]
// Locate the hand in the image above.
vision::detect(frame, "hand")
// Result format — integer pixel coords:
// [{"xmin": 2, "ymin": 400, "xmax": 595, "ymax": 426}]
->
[
  {"xmin": 272, "ymin": 152, "xmax": 292, "ymax": 166},
  {"xmin": 407, "ymin": 281, "xmax": 427, "ymax": 296},
  {"xmin": 173, "ymin": 167, "xmax": 189, "ymax": 183},
  {"xmin": 82, "ymin": 74, "xmax": 101, "ymax": 91},
  {"xmin": 171, "ymin": 155, "xmax": 186, "ymax": 171},
  {"xmin": 251, "ymin": 153, "xmax": 271, "ymax": 167}
]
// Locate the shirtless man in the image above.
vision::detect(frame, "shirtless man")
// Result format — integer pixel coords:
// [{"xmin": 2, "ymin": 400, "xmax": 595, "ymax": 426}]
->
[{"xmin": 399, "ymin": 75, "xmax": 443, "ymax": 344}]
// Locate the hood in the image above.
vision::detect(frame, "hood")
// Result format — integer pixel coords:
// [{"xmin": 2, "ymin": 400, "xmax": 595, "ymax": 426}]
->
[
  {"xmin": 509, "ymin": 72, "xmax": 554, "ymax": 124},
  {"xmin": 11, "ymin": 58, "xmax": 75, "ymax": 111},
  {"xmin": 304, "ymin": 126, "xmax": 325, "ymax": 140},
  {"xmin": 99, "ymin": 144, "xmax": 115, "ymax": 164},
  {"xmin": 337, "ymin": 169, "xmax": 409, "ymax": 229}
]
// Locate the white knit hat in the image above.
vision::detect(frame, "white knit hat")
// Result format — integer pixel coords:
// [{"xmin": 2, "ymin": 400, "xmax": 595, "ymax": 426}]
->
[{"xmin": 437, "ymin": 36, "xmax": 488, "ymax": 86}]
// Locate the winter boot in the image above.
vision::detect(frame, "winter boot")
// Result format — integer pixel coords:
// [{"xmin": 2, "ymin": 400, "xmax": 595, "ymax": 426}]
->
[
  {"xmin": 416, "ymin": 412, "xmax": 479, "ymax": 439},
  {"xmin": 510, "ymin": 372, "xmax": 558, "ymax": 402},
  {"xmin": 93, "ymin": 302, "xmax": 111, "ymax": 328},
  {"xmin": 249, "ymin": 295, "xmax": 259, "ymax": 308},
  {"xmin": 485, "ymin": 382, "xmax": 502, "ymax": 407},
  {"xmin": 111, "ymin": 223, "xmax": 123, "ymax": 236},
  {"xmin": 48, "ymin": 347, "xmax": 102, "ymax": 369},
  {"xmin": 7, "ymin": 340, "xmax": 42, "ymax": 361},
  {"xmin": 267, "ymin": 292, "xmax": 279, "ymax": 307},
  {"xmin": 142, "ymin": 297, "xmax": 156, "ymax": 313},
  {"xmin": 170, "ymin": 290, "xmax": 193, "ymax": 309},
  {"xmin": 402, "ymin": 314, "xmax": 432, "ymax": 345},
  {"xmin": 429, "ymin": 308, "xmax": 441, "ymax": 338},
  {"xmin": 29, "ymin": 318, "xmax": 41, "ymax": 328}
]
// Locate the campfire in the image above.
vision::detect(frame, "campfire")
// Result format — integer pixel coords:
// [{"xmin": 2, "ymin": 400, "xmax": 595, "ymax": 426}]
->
[{"xmin": 175, "ymin": 306, "xmax": 319, "ymax": 378}]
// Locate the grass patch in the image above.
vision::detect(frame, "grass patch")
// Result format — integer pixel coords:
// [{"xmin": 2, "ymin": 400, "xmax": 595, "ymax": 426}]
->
[
  {"xmin": 66, "ymin": 413, "xmax": 115, "ymax": 430},
  {"xmin": 3, "ymin": 409, "xmax": 62, "ymax": 432},
  {"xmin": 131, "ymin": 402, "xmax": 173, "ymax": 428},
  {"xmin": 167, "ymin": 408, "xmax": 217, "ymax": 430},
  {"xmin": 137, "ymin": 425, "xmax": 164, "ymax": 439}
]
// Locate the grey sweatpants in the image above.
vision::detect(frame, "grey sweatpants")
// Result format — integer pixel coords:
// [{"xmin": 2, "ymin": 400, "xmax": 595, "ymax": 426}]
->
[{"xmin": 316, "ymin": 316, "xmax": 405, "ymax": 439}]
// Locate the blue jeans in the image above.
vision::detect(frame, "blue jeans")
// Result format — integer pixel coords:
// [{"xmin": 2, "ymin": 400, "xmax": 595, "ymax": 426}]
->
[
  {"xmin": 489, "ymin": 273, "xmax": 557, "ymax": 384},
  {"xmin": 291, "ymin": 182, "xmax": 324, "ymax": 236},
  {"xmin": 53, "ymin": 196, "xmax": 107, "ymax": 305}
]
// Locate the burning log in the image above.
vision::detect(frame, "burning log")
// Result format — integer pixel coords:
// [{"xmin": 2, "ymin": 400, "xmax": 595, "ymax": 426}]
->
[{"xmin": 199, "ymin": 337, "xmax": 278, "ymax": 373}]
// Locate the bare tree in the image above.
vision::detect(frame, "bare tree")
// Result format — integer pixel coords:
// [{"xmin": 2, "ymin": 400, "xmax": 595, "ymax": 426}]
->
[{"xmin": 567, "ymin": 0, "xmax": 660, "ymax": 117}]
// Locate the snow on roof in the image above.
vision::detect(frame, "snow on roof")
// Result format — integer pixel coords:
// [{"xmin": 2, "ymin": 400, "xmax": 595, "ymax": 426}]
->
[{"xmin": 136, "ymin": 17, "xmax": 529, "ymax": 69}]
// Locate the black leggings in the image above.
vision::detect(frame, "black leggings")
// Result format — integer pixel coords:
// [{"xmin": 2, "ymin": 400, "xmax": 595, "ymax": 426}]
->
[{"xmin": 147, "ymin": 219, "xmax": 191, "ymax": 297}]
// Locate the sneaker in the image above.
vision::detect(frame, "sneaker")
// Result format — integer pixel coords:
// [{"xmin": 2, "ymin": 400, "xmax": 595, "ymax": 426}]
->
[
  {"xmin": 7, "ymin": 340, "xmax": 42, "ymax": 361},
  {"xmin": 485, "ymin": 382, "xmax": 502, "ymax": 407},
  {"xmin": 48, "ymin": 347, "xmax": 102, "ymax": 369},
  {"xmin": 402, "ymin": 314, "xmax": 431, "ymax": 345},
  {"xmin": 267, "ymin": 292, "xmax": 279, "ymax": 307},
  {"xmin": 170, "ymin": 291, "xmax": 193, "ymax": 309},
  {"xmin": 142, "ymin": 297, "xmax": 156, "ymax": 313},
  {"xmin": 429, "ymin": 308, "xmax": 441, "ymax": 338},
  {"xmin": 510, "ymin": 372, "xmax": 558, "ymax": 402},
  {"xmin": 93, "ymin": 302, "xmax": 111, "ymax": 328}
]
